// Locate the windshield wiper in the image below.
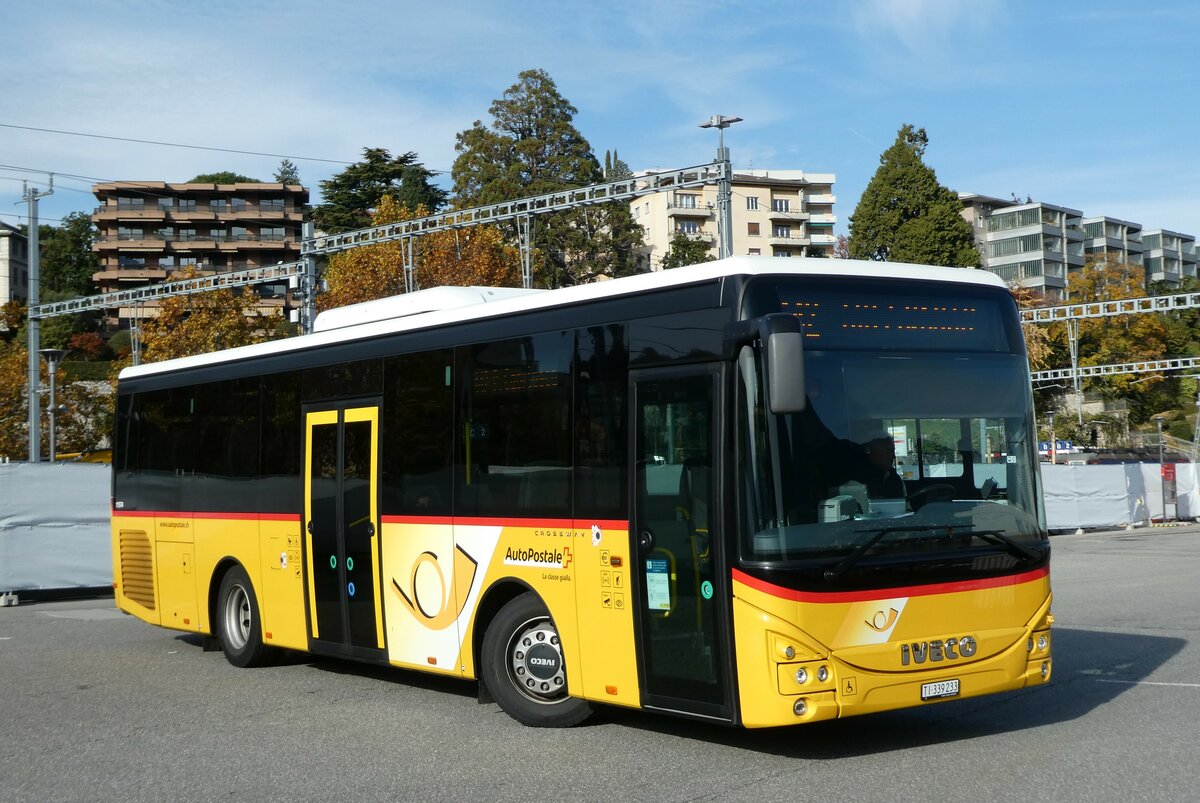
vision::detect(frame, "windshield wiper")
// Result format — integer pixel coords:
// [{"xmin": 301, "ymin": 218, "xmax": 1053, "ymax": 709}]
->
[
  {"xmin": 952, "ymin": 528, "xmax": 1042, "ymax": 562},
  {"xmin": 823, "ymin": 525, "xmax": 946, "ymax": 582}
]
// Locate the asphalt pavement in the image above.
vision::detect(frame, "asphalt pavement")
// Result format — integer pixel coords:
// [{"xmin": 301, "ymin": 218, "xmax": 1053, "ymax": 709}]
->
[{"xmin": 1, "ymin": 525, "xmax": 1198, "ymax": 802}]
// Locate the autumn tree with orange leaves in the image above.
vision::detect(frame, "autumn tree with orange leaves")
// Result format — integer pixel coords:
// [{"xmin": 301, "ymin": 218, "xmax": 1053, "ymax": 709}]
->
[
  {"xmin": 318, "ymin": 195, "xmax": 521, "ymax": 312},
  {"xmin": 132, "ymin": 271, "xmax": 287, "ymax": 365}
]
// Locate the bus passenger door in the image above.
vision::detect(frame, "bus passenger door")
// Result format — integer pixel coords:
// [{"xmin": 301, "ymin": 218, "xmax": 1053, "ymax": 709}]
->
[
  {"xmin": 631, "ymin": 367, "xmax": 733, "ymax": 722},
  {"xmin": 304, "ymin": 404, "xmax": 386, "ymax": 659}
]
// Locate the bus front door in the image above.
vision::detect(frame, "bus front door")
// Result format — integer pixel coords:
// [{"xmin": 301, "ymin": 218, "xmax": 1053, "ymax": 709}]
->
[
  {"xmin": 631, "ymin": 368, "xmax": 733, "ymax": 722},
  {"xmin": 303, "ymin": 405, "xmax": 386, "ymax": 659}
]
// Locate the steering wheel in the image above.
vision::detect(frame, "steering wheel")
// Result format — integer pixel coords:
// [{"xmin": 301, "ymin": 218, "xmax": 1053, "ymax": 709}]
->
[{"xmin": 906, "ymin": 483, "xmax": 956, "ymax": 510}]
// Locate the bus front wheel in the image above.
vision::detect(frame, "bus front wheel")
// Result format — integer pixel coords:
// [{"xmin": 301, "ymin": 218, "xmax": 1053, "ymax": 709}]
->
[
  {"xmin": 482, "ymin": 593, "xmax": 592, "ymax": 727},
  {"xmin": 216, "ymin": 565, "xmax": 272, "ymax": 668}
]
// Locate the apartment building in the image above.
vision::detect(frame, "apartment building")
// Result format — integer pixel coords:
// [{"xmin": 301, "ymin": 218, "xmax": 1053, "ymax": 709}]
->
[
  {"xmin": 960, "ymin": 196, "xmax": 1084, "ymax": 300},
  {"xmin": 962, "ymin": 194, "xmax": 1197, "ymax": 298},
  {"xmin": 630, "ymin": 169, "xmax": 836, "ymax": 268},
  {"xmin": 0, "ymin": 220, "xmax": 28, "ymax": 307},
  {"xmin": 91, "ymin": 181, "xmax": 309, "ymax": 325},
  {"xmin": 1082, "ymin": 216, "xmax": 1144, "ymax": 268},
  {"xmin": 1140, "ymin": 229, "xmax": 1197, "ymax": 286}
]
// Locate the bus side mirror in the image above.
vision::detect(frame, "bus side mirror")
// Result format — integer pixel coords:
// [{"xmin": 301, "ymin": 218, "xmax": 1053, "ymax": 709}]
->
[{"xmin": 762, "ymin": 315, "xmax": 806, "ymax": 414}]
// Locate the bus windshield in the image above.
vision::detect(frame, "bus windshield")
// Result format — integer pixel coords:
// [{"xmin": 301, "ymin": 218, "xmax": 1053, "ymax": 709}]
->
[{"xmin": 736, "ymin": 279, "xmax": 1045, "ymax": 571}]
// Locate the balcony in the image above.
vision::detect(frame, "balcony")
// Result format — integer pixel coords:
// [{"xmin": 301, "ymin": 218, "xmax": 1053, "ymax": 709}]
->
[
  {"xmin": 807, "ymin": 193, "xmax": 836, "ymax": 205},
  {"xmin": 666, "ymin": 202, "xmax": 713, "ymax": 218},
  {"xmin": 93, "ymin": 206, "xmax": 166, "ymax": 223},
  {"xmin": 768, "ymin": 234, "xmax": 811, "ymax": 248},
  {"xmin": 808, "ymin": 214, "xmax": 837, "ymax": 226},
  {"xmin": 768, "ymin": 207, "xmax": 809, "ymax": 222},
  {"xmin": 91, "ymin": 267, "xmax": 169, "ymax": 284}
]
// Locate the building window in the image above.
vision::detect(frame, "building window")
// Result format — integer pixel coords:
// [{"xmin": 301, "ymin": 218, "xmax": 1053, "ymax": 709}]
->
[
  {"xmin": 177, "ymin": 199, "xmax": 197, "ymax": 212},
  {"xmin": 772, "ymin": 224, "xmax": 791, "ymax": 239},
  {"xmin": 211, "ymin": 228, "xmax": 227, "ymax": 241},
  {"xmin": 158, "ymin": 256, "xmax": 175, "ymax": 268},
  {"xmin": 179, "ymin": 257, "xmax": 198, "ymax": 268},
  {"xmin": 231, "ymin": 198, "xmax": 247, "ymax": 211},
  {"xmin": 748, "ymin": 248, "xmax": 761, "ymax": 256},
  {"xmin": 260, "ymin": 227, "xmax": 285, "ymax": 241},
  {"xmin": 772, "ymin": 249, "xmax": 792, "ymax": 257},
  {"xmin": 177, "ymin": 228, "xmax": 197, "ymax": 241},
  {"xmin": 674, "ymin": 194, "xmax": 698, "ymax": 209},
  {"xmin": 117, "ymin": 226, "xmax": 142, "ymax": 241},
  {"xmin": 157, "ymin": 197, "xmax": 173, "ymax": 210},
  {"xmin": 212, "ymin": 199, "xmax": 227, "ymax": 212},
  {"xmin": 232, "ymin": 226, "xmax": 249, "ymax": 241},
  {"xmin": 771, "ymin": 199, "xmax": 790, "ymax": 213},
  {"xmin": 747, "ymin": 222, "xmax": 760, "ymax": 236},
  {"xmin": 746, "ymin": 196, "xmax": 759, "ymax": 211},
  {"xmin": 118, "ymin": 256, "xmax": 146, "ymax": 269},
  {"xmin": 117, "ymin": 197, "xmax": 144, "ymax": 210},
  {"xmin": 260, "ymin": 198, "xmax": 285, "ymax": 212},
  {"xmin": 677, "ymin": 220, "xmax": 700, "ymax": 235}
]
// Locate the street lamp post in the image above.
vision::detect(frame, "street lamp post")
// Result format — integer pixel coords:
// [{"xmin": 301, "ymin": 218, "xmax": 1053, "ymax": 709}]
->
[
  {"xmin": 1047, "ymin": 411, "xmax": 1056, "ymax": 465},
  {"xmin": 38, "ymin": 348, "xmax": 68, "ymax": 462},
  {"xmin": 698, "ymin": 114, "xmax": 742, "ymax": 260}
]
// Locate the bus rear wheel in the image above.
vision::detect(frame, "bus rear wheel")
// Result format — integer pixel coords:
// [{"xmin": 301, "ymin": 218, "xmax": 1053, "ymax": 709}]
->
[
  {"xmin": 216, "ymin": 565, "xmax": 272, "ymax": 668},
  {"xmin": 482, "ymin": 593, "xmax": 592, "ymax": 727}
]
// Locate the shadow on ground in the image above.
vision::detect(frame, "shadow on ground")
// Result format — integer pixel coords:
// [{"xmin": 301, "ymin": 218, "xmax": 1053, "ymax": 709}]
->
[{"xmin": 176, "ymin": 625, "xmax": 1183, "ymax": 755}]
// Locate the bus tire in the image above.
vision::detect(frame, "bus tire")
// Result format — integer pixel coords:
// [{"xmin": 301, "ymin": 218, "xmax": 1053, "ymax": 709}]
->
[
  {"xmin": 216, "ymin": 565, "xmax": 272, "ymax": 668},
  {"xmin": 482, "ymin": 592, "xmax": 592, "ymax": 728}
]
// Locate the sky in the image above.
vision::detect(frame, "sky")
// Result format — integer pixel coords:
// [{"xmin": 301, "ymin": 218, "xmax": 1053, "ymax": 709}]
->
[{"xmin": 3, "ymin": 0, "xmax": 1199, "ymax": 239}]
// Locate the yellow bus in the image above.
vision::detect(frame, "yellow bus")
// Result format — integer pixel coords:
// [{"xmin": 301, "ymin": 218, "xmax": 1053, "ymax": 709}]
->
[{"xmin": 111, "ymin": 257, "xmax": 1051, "ymax": 728}]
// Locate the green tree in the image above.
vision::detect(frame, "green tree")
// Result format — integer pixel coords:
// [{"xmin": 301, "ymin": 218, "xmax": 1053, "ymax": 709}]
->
[
  {"xmin": 189, "ymin": 171, "xmax": 262, "ymax": 183},
  {"xmin": 274, "ymin": 159, "xmax": 301, "ymax": 185},
  {"xmin": 848, "ymin": 125, "xmax": 979, "ymax": 268},
  {"xmin": 660, "ymin": 231, "xmax": 716, "ymax": 269},
  {"xmin": 312, "ymin": 148, "xmax": 445, "ymax": 233},
  {"xmin": 40, "ymin": 212, "xmax": 100, "ymax": 296},
  {"xmin": 452, "ymin": 69, "xmax": 643, "ymax": 285}
]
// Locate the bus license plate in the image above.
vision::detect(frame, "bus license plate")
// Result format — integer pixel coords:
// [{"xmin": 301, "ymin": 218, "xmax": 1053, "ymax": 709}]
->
[{"xmin": 921, "ymin": 679, "xmax": 960, "ymax": 700}]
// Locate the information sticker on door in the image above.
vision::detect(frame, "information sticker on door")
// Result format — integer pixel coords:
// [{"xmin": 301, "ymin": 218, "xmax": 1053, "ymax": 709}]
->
[{"xmin": 645, "ymin": 558, "xmax": 672, "ymax": 611}]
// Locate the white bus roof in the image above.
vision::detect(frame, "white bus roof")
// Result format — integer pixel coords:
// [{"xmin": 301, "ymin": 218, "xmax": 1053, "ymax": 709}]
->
[{"xmin": 119, "ymin": 256, "xmax": 1007, "ymax": 380}]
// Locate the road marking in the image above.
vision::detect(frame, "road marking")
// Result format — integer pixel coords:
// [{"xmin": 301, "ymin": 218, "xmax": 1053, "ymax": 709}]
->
[{"xmin": 1094, "ymin": 679, "xmax": 1200, "ymax": 688}]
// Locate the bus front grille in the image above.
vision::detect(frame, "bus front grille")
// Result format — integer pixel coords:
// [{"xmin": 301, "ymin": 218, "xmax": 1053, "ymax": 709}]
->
[{"xmin": 119, "ymin": 530, "xmax": 155, "ymax": 610}]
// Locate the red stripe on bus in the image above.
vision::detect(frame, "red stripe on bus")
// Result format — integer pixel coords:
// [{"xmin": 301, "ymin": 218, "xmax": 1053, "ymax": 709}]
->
[
  {"xmin": 381, "ymin": 515, "xmax": 629, "ymax": 530},
  {"xmin": 732, "ymin": 565, "xmax": 1049, "ymax": 603},
  {"xmin": 113, "ymin": 509, "xmax": 624, "ymax": 529},
  {"xmin": 111, "ymin": 510, "xmax": 300, "ymax": 522}
]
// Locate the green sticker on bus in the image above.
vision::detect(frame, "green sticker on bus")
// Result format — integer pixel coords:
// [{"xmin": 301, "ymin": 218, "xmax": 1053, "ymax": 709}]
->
[
  {"xmin": 329, "ymin": 555, "xmax": 337, "ymax": 569},
  {"xmin": 701, "ymin": 580, "xmax": 713, "ymax": 600}
]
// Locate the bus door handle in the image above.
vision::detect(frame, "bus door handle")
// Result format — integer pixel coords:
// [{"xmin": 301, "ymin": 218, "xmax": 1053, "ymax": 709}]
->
[{"xmin": 637, "ymin": 529, "xmax": 655, "ymax": 554}]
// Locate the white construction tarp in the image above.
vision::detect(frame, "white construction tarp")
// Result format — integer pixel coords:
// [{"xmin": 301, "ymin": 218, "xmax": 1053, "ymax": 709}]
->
[
  {"xmin": 1042, "ymin": 463, "xmax": 1199, "ymax": 530},
  {"xmin": 0, "ymin": 462, "xmax": 111, "ymax": 591}
]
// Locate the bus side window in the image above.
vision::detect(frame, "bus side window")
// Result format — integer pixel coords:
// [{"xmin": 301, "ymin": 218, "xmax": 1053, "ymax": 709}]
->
[
  {"xmin": 574, "ymin": 324, "xmax": 628, "ymax": 520},
  {"xmin": 456, "ymin": 333, "xmax": 572, "ymax": 520},
  {"xmin": 382, "ymin": 349, "xmax": 454, "ymax": 517}
]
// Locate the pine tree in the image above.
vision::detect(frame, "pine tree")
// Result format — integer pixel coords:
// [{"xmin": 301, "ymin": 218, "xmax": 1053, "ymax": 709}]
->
[
  {"xmin": 452, "ymin": 69, "xmax": 642, "ymax": 285},
  {"xmin": 848, "ymin": 125, "xmax": 979, "ymax": 268},
  {"xmin": 274, "ymin": 159, "xmax": 301, "ymax": 185}
]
